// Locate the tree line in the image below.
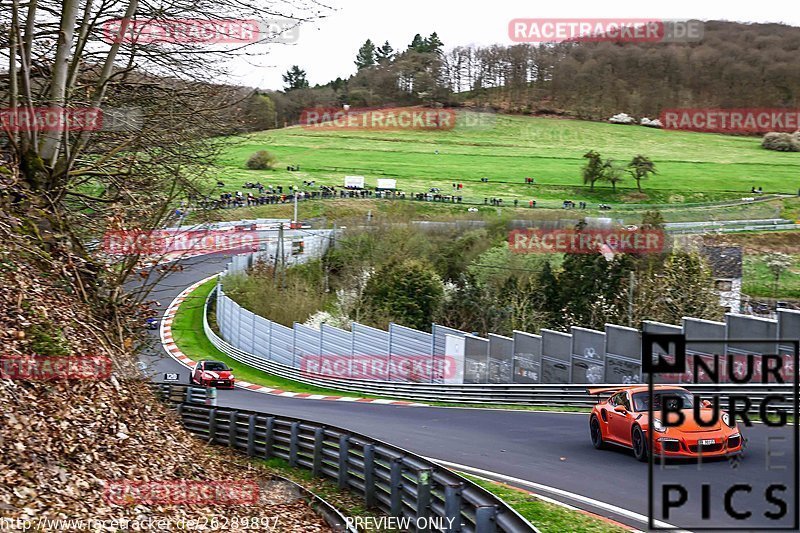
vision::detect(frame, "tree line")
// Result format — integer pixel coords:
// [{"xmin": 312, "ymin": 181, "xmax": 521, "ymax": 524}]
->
[{"xmin": 257, "ymin": 21, "xmax": 800, "ymax": 128}]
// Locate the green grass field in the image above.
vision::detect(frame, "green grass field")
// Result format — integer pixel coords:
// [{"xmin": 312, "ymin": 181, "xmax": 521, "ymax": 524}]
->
[
  {"xmin": 463, "ymin": 474, "xmax": 627, "ymax": 532},
  {"xmin": 208, "ymin": 113, "xmax": 800, "ymax": 207},
  {"xmin": 743, "ymin": 254, "xmax": 800, "ymax": 299}
]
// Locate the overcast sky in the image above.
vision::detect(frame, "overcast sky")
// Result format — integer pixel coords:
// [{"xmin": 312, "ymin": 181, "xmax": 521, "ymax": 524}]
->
[{"xmin": 226, "ymin": 0, "xmax": 800, "ymax": 91}]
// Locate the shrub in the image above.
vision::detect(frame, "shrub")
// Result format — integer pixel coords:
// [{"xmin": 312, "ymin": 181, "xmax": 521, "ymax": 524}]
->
[
  {"xmin": 304, "ymin": 310, "xmax": 352, "ymax": 330},
  {"xmin": 246, "ymin": 150, "xmax": 277, "ymax": 169},
  {"xmin": 360, "ymin": 259, "xmax": 444, "ymax": 330},
  {"xmin": 222, "ymin": 262, "xmax": 328, "ymax": 327},
  {"xmin": 761, "ymin": 132, "xmax": 800, "ymax": 152},
  {"xmin": 27, "ymin": 322, "xmax": 71, "ymax": 356}
]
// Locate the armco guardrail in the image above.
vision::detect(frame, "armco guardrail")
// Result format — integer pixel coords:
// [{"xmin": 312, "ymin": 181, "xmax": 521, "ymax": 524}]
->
[
  {"xmin": 149, "ymin": 384, "xmax": 357, "ymax": 533},
  {"xmin": 151, "ymin": 383, "xmax": 537, "ymax": 533},
  {"xmin": 202, "ymin": 288, "xmax": 795, "ymax": 410}
]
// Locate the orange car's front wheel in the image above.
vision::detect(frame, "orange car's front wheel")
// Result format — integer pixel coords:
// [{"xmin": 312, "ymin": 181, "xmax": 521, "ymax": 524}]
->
[{"xmin": 632, "ymin": 426, "xmax": 648, "ymax": 462}]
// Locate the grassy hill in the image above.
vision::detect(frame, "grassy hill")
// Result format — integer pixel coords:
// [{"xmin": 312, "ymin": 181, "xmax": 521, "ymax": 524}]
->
[{"xmin": 210, "ymin": 113, "xmax": 800, "ymax": 207}]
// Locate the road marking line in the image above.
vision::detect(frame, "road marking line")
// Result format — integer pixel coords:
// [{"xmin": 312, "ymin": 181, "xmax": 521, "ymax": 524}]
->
[
  {"xmin": 423, "ymin": 457, "xmax": 687, "ymax": 532},
  {"xmin": 462, "ymin": 471, "xmax": 639, "ymax": 531}
]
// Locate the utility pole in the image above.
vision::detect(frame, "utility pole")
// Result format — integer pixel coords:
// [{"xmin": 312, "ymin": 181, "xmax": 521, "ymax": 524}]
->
[
  {"xmin": 279, "ymin": 223, "xmax": 287, "ymax": 288},
  {"xmin": 273, "ymin": 223, "xmax": 283, "ymax": 286},
  {"xmin": 628, "ymin": 270, "xmax": 635, "ymax": 328},
  {"xmin": 323, "ymin": 222, "xmax": 336, "ymax": 294}
]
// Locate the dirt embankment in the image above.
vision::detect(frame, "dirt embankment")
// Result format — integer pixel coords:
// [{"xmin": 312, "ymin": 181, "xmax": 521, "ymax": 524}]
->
[
  {"xmin": 704, "ymin": 232, "xmax": 800, "ymax": 254},
  {"xmin": 0, "ymin": 211, "xmax": 331, "ymax": 531}
]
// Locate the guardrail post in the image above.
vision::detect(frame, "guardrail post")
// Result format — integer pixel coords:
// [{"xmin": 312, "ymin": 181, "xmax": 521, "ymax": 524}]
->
[
  {"xmin": 289, "ymin": 422, "xmax": 300, "ymax": 467},
  {"xmin": 268, "ymin": 321, "xmax": 273, "ymax": 362},
  {"xmin": 444, "ymin": 483, "xmax": 463, "ymax": 532},
  {"xmin": 184, "ymin": 385, "xmax": 192, "ymax": 404},
  {"xmin": 338, "ymin": 435, "xmax": 350, "ymax": 489},
  {"xmin": 475, "ymin": 506, "xmax": 497, "ymax": 533},
  {"xmin": 264, "ymin": 417, "xmax": 275, "ymax": 459},
  {"xmin": 388, "ymin": 327, "xmax": 393, "ymax": 381},
  {"xmin": 237, "ymin": 301, "xmax": 242, "ymax": 348},
  {"xmin": 312, "ymin": 427, "xmax": 324, "ymax": 477},
  {"xmin": 176, "ymin": 402, "xmax": 184, "ymax": 424},
  {"xmin": 363, "ymin": 444, "xmax": 376, "ymax": 508},
  {"xmin": 415, "ymin": 469, "xmax": 432, "ymax": 532},
  {"xmin": 390, "ymin": 458, "xmax": 403, "ymax": 516},
  {"xmin": 246, "ymin": 414, "xmax": 256, "ymax": 457},
  {"xmin": 208, "ymin": 408, "xmax": 217, "ymax": 443},
  {"xmin": 228, "ymin": 411, "xmax": 237, "ymax": 448},
  {"xmin": 206, "ymin": 387, "xmax": 217, "ymax": 406}
]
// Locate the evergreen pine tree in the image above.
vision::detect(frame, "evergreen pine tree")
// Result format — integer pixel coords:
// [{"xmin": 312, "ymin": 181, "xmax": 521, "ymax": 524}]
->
[{"xmin": 355, "ymin": 39, "xmax": 376, "ymax": 70}]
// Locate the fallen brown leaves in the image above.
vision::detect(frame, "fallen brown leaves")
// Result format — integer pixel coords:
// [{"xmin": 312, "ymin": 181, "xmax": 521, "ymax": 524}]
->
[{"xmin": 0, "ymin": 210, "xmax": 332, "ymax": 531}]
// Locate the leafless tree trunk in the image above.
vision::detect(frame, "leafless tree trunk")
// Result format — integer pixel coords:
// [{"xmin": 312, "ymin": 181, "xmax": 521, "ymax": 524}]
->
[{"xmin": 1, "ymin": 0, "xmax": 323, "ymax": 318}]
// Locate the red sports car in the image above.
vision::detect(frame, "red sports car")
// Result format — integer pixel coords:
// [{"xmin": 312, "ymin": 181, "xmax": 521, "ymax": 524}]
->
[
  {"xmin": 190, "ymin": 360, "xmax": 235, "ymax": 389},
  {"xmin": 589, "ymin": 385, "xmax": 743, "ymax": 461}
]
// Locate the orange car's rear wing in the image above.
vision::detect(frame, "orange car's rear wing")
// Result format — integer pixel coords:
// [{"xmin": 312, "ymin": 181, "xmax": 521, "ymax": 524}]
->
[
  {"xmin": 587, "ymin": 386, "xmax": 628, "ymax": 404},
  {"xmin": 587, "ymin": 386, "xmax": 625, "ymax": 396}
]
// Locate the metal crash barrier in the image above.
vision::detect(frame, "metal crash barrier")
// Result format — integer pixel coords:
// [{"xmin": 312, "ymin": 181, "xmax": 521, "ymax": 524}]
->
[{"xmin": 150, "ymin": 383, "xmax": 537, "ymax": 533}]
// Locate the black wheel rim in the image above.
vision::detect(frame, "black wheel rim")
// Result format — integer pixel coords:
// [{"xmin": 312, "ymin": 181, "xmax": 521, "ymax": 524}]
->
[
  {"xmin": 633, "ymin": 429, "xmax": 644, "ymax": 456},
  {"xmin": 591, "ymin": 420, "xmax": 601, "ymax": 444}
]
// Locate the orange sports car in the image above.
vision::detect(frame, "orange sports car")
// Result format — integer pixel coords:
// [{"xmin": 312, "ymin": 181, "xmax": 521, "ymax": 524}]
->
[{"xmin": 588, "ymin": 385, "xmax": 743, "ymax": 461}]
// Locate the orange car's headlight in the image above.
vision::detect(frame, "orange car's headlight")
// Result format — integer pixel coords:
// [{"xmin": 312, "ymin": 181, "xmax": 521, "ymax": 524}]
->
[
  {"xmin": 653, "ymin": 418, "xmax": 667, "ymax": 433},
  {"xmin": 722, "ymin": 412, "xmax": 735, "ymax": 428}
]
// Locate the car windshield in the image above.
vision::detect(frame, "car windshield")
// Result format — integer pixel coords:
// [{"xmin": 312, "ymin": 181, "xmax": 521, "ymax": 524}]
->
[
  {"xmin": 632, "ymin": 390, "xmax": 694, "ymax": 412},
  {"xmin": 204, "ymin": 362, "xmax": 229, "ymax": 371}
]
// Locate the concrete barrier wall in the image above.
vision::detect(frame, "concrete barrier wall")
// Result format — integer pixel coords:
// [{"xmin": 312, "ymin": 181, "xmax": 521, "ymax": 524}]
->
[
  {"xmin": 464, "ymin": 335, "xmax": 490, "ymax": 384},
  {"xmin": 512, "ymin": 331, "xmax": 542, "ymax": 384},
  {"xmin": 541, "ymin": 329, "xmax": 571, "ymax": 384},
  {"xmin": 390, "ymin": 323, "xmax": 434, "ymax": 383},
  {"xmin": 570, "ymin": 326, "xmax": 606, "ymax": 384},
  {"xmin": 214, "ymin": 247, "xmax": 800, "ymax": 385},
  {"xmin": 604, "ymin": 324, "xmax": 642, "ymax": 384},
  {"xmin": 488, "ymin": 334, "xmax": 514, "ymax": 384}
]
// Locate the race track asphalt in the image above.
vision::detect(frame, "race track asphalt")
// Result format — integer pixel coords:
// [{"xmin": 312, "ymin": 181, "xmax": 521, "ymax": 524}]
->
[{"xmin": 133, "ymin": 251, "xmax": 799, "ymax": 531}]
